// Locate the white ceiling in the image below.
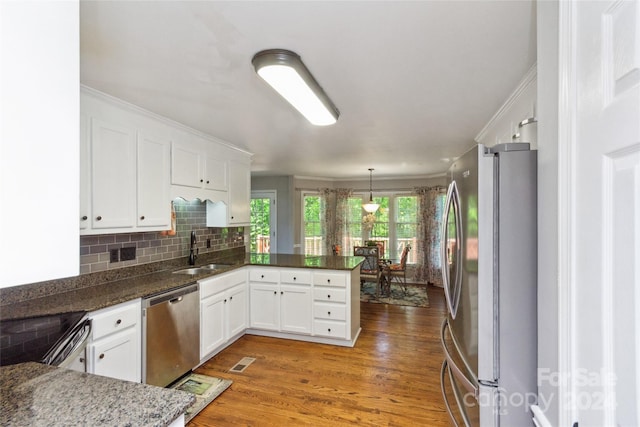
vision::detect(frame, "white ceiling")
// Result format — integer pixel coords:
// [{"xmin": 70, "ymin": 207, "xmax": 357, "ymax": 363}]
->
[{"xmin": 80, "ymin": 1, "xmax": 537, "ymax": 180}]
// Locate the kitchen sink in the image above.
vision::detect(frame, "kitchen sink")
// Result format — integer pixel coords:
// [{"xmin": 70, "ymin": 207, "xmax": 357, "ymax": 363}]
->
[
  {"xmin": 200, "ymin": 263, "xmax": 233, "ymax": 270},
  {"xmin": 172, "ymin": 268, "xmax": 208, "ymax": 275}
]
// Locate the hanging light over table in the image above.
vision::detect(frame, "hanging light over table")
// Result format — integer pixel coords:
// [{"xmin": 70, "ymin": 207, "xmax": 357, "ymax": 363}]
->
[{"xmin": 363, "ymin": 168, "xmax": 380, "ymax": 213}]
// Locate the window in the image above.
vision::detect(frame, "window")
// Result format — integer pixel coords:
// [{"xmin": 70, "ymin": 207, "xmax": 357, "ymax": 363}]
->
[
  {"xmin": 347, "ymin": 194, "xmax": 416, "ymax": 262},
  {"xmin": 302, "ymin": 191, "xmax": 440, "ymax": 265},
  {"xmin": 395, "ymin": 196, "xmax": 418, "ymax": 263}
]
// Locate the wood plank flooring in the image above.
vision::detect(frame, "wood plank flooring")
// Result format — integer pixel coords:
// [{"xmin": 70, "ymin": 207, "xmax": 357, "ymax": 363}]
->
[{"xmin": 189, "ymin": 285, "xmax": 450, "ymax": 426}]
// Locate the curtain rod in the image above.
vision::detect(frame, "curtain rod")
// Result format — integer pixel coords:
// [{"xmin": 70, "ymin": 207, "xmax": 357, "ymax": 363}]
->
[{"xmin": 295, "ymin": 187, "xmax": 430, "ymax": 193}]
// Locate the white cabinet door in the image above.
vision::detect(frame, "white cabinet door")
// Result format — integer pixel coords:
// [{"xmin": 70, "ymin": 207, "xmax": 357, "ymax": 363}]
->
[
  {"xmin": 171, "ymin": 142, "xmax": 202, "ymax": 188},
  {"xmin": 280, "ymin": 284, "xmax": 312, "ymax": 334},
  {"xmin": 137, "ymin": 132, "xmax": 170, "ymax": 228},
  {"xmin": 227, "ymin": 283, "xmax": 247, "ymax": 338},
  {"xmin": 250, "ymin": 283, "xmax": 279, "ymax": 330},
  {"xmin": 90, "ymin": 327, "xmax": 139, "ymax": 382},
  {"xmin": 204, "ymin": 154, "xmax": 227, "ymax": 191},
  {"xmin": 200, "ymin": 291, "xmax": 226, "ymax": 359},
  {"xmin": 90, "ymin": 118, "xmax": 136, "ymax": 229},
  {"xmin": 88, "ymin": 299, "xmax": 141, "ymax": 382},
  {"xmin": 227, "ymin": 160, "xmax": 251, "ymax": 224},
  {"xmin": 79, "ymin": 113, "xmax": 90, "ymax": 230}
]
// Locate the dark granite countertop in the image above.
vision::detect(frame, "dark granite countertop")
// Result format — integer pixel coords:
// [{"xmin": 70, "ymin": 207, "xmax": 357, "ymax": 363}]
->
[
  {"xmin": 1, "ymin": 362, "xmax": 195, "ymax": 427},
  {"xmin": 0, "ymin": 253, "xmax": 362, "ymax": 321}
]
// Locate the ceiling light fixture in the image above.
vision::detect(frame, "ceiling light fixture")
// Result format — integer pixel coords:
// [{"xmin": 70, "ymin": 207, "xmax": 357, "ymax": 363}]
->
[
  {"xmin": 363, "ymin": 168, "xmax": 380, "ymax": 213},
  {"xmin": 252, "ymin": 49, "xmax": 339, "ymax": 126}
]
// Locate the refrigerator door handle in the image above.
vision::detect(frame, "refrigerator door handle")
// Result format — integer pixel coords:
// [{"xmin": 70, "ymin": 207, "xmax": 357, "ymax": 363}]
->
[
  {"xmin": 441, "ymin": 181, "xmax": 463, "ymax": 318},
  {"xmin": 440, "ymin": 318, "xmax": 478, "ymax": 398},
  {"xmin": 440, "ymin": 360, "xmax": 463, "ymax": 427}
]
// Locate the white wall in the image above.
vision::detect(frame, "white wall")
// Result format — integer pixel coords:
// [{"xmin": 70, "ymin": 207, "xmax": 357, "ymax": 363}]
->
[{"xmin": 0, "ymin": 1, "xmax": 80, "ymax": 287}]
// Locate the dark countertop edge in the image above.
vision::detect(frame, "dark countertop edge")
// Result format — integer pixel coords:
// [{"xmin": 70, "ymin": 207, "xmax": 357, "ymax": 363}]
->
[{"xmin": 0, "ymin": 254, "xmax": 363, "ymax": 321}]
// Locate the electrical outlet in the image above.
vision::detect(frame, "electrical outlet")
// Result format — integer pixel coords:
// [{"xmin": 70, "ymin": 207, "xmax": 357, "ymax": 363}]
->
[
  {"xmin": 109, "ymin": 249, "xmax": 119, "ymax": 263},
  {"xmin": 120, "ymin": 247, "xmax": 136, "ymax": 261}
]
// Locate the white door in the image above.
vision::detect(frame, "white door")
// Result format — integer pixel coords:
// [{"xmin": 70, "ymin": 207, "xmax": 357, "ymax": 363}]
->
[
  {"xmin": 567, "ymin": 1, "xmax": 640, "ymax": 425},
  {"xmin": 251, "ymin": 191, "xmax": 277, "ymax": 253}
]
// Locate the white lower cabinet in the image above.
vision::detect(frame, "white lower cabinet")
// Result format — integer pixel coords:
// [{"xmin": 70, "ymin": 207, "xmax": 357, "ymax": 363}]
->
[
  {"xmin": 249, "ymin": 267, "xmax": 350, "ymax": 340},
  {"xmin": 90, "ymin": 327, "xmax": 140, "ymax": 381},
  {"xmin": 87, "ymin": 299, "xmax": 141, "ymax": 383},
  {"xmin": 249, "ymin": 281, "xmax": 280, "ymax": 330},
  {"xmin": 199, "ymin": 270, "xmax": 248, "ymax": 361},
  {"xmin": 250, "ymin": 268, "xmax": 332, "ymax": 338}
]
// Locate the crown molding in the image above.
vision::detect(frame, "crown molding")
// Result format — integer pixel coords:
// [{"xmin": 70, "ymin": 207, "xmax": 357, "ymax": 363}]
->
[
  {"xmin": 474, "ymin": 63, "xmax": 538, "ymax": 143},
  {"xmin": 80, "ymin": 84, "xmax": 253, "ymax": 156}
]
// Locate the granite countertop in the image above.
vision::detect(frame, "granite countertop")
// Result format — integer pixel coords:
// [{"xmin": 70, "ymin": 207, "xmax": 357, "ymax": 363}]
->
[
  {"xmin": 0, "ymin": 253, "xmax": 363, "ymax": 321},
  {"xmin": 1, "ymin": 362, "xmax": 195, "ymax": 427}
]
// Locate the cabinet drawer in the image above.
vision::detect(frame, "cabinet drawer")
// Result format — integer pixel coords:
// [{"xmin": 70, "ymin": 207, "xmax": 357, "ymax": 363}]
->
[
  {"xmin": 249, "ymin": 268, "xmax": 279, "ymax": 283},
  {"xmin": 91, "ymin": 301, "xmax": 140, "ymax": 340},
  {"xmin": 313, "ymin": 272, "xmax": 346, "ymax": 287},
  {"xmin": 313, "ymin": 288, "xmax": 346, "ymax": 303},
  {"xmin": 280, "ymin": 269, "xmax": 312, "ymax": 285},
  {"xmin": 314, "ymin": 320, "xmax": 347, "ymax": 339},
  {"xmin": 313, "ymin": 302, "xmax": 346, "ymax": 321}
]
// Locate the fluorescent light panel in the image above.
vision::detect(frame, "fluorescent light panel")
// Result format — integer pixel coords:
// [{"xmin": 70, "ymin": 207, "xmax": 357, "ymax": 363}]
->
[{"xmin": 253, "ymin": 49, "xmax": 339, "ymax": 126}]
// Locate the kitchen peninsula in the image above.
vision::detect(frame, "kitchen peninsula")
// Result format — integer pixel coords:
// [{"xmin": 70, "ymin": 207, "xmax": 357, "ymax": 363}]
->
[{"xmin": 0, "ymin": 252, "xmax": 363, "ymax": 427}]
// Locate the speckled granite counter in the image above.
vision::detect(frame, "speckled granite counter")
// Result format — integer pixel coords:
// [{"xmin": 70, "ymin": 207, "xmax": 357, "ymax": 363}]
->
[
  {"xmin": 1, "ymin": 362, "xmax": 195, "ymax": 427},
  {"xmin": 0, "ymin": 253, "xmax": 362, "ymax": 321}
]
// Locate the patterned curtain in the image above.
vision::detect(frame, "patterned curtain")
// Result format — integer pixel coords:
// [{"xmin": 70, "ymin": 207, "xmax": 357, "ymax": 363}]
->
[
  {"xmin": 414, "ymin": 186, "xmax": 446, "ymax": 284},
  {"xmin": 321, "ymin": 188, "xmax": 353, "ymax": 255}
]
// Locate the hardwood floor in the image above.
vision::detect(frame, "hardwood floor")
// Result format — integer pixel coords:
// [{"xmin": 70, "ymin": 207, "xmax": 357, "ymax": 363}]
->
[{"xmin": 189, "ymin": 285, "xmax": 450, "ymax": 426}]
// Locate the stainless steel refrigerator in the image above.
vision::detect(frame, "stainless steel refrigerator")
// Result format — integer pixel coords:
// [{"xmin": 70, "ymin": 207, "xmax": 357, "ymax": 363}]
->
[{"xmin": 439, "ymin": 143, "xmax": 537, "ymax": 426}]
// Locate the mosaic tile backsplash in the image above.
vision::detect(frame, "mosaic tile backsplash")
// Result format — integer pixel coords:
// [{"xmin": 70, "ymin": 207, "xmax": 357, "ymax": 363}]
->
[{"xmin": 80, "ymin": 199, "xmax": 245, "ymax": 274}]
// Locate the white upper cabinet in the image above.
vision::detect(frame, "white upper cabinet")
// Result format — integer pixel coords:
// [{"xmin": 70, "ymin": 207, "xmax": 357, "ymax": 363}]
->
[
  {"xmin": 171, "ymin": 142, "xmax": 203, "ymax": 189},
  {"xmin": 137, "ymin": 132, "xmax": 171, "ymax": 227},
  {"xmin": 206, "ymin": 159, "xmax": 251, "ymax": 227},
  {"xmin": 170, "ymin": 140, "xmax": 228, "ymax": 200},
  {"xmin": 80, "ymin": 104, "xmax": 171, "ymax": 235},
  {"xmin": 80, "ymin": 86, "xmax": 251, "ymax": 236},
  {"xmin": 90, "ymin": 118, "xmax": 137, "ymax": 230}
]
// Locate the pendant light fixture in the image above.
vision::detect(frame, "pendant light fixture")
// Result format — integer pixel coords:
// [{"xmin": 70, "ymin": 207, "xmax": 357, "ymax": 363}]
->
[
  {"xmin": 252, "ymin": 49, "xmax": 339, "ymax": 126},
  {"xmin": 363, "ymin": 168, "xmax": 380, "ymax": 213}
]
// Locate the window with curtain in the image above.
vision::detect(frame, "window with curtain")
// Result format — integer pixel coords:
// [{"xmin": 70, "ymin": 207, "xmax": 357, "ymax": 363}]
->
[{"xmin": 303, "ymin": 188, "xmax": 445, "ymax": 283}]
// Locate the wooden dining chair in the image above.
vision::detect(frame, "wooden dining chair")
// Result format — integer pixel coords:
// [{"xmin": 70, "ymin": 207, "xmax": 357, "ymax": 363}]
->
[
  {"xmin": 353, "ymin": 246, "xmax": 382, "ymax": 295},
  {"xmin": 364, "ymin": 240, "xmax": 385, "ymax": 259},
  {"xmin": 383, "ymin": 244, "xmax": 411, "ymax": 294}
]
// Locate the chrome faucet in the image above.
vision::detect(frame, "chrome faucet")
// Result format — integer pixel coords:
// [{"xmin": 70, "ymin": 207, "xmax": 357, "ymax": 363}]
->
[{"xmin": 188, "ymin": 231, "xmax": 198, "ymax": 265}]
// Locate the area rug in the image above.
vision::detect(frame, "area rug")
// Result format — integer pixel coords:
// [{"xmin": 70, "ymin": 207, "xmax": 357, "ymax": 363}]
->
[
  {"xmin": 360, "ymin": 281, "xmax": 429, "ymax": 307},
  {"xmin": 170, "ymin": 373, "xmax": 232, "ymax": 423}
]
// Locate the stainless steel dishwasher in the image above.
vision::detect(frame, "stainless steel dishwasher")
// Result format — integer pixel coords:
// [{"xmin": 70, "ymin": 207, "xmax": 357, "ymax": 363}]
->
[{"xmin": 142, "ymin": 283, "xmax": 200, "ymax": 387}]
